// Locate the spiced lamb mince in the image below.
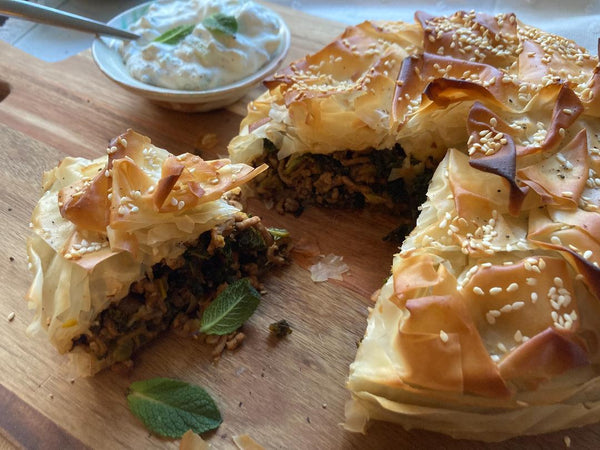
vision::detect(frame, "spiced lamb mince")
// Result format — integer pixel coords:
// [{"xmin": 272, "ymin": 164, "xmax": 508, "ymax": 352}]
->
[
  {"xmin": 229, "ymin": 10, "xmax": 600, "ymax": 441},
  {"xmin": 26, "ymin": 130, "xmax": 289, "ymax": 375}
]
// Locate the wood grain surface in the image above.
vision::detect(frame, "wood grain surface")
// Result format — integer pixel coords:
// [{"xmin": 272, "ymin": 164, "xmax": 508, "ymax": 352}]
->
[{"xmin": 1, "ymin": 3, "xmax": 599, "ymax": 449}]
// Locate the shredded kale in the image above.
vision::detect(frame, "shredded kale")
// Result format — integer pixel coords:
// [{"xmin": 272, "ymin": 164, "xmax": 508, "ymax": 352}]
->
[
  {"xmin": 408, "ymin": 167, "xmax": 435, "ymax": 211},
  {"xmin": 263, "ymin": 138, "xmax": 278, "ymax": 154},
  {"xmin": 235, "ymin": 227, "xmax": 266, "ymax": 251}
]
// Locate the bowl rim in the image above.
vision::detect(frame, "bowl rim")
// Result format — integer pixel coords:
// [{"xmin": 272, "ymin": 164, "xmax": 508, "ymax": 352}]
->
[{"xmin": 91, "ymin": 0, "xmax": 291, "ymax": 101}]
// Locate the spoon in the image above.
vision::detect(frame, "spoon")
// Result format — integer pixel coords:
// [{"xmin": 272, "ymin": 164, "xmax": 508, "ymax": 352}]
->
[{"xmin": 0, "ymin": 0, "xmax": 140, "ymax": 40}]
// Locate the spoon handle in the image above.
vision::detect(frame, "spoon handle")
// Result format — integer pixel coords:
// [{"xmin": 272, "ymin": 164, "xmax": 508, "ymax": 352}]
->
[{"xmin": 0, "ymin": 0, "xmax": 139, "ymax": 40}]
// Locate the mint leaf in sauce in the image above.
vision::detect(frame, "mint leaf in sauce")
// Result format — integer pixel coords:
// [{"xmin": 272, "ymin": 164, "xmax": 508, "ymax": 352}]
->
[
  {"xmin": 127, "ymin": 377, "xmax": 222, "ymax": 438},
  {"xmin": 199, "ymin": 278, "xmax": 260, "ymax": 335},
  {"xmin": 202, "ymin": 13, "xmax": 238, "ymax": 36},
  {"xmin": 153, "ymin": 24, "xmax": 195, "ymax": 45}
]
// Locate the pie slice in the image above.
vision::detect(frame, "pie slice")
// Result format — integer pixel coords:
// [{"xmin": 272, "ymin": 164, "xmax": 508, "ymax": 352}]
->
[{"xmin": 26, "ymin": 130, "xmax": 290, "ymax": 375}]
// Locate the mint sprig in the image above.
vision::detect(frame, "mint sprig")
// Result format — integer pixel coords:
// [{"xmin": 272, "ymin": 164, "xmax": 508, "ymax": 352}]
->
[
  {"xmin": 202, "ymin": 13, "xmax": 238, "ymax": 36},
  {"xmin": 200, "ymin": 278, "xmax": 260, "ymax": 335},
  {"xmin": 153, "ymin": 24, "xmax": 195, "ymax": 45},
  {"xmin": 127, "ymin": 377, "xmax": 222, "ymax": 438}
]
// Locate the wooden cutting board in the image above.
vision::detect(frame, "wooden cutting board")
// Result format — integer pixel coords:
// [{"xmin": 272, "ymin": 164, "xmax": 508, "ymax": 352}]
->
[{"xmin": 0, "ymin": 3, "xmax": 598, "ymax": 449}]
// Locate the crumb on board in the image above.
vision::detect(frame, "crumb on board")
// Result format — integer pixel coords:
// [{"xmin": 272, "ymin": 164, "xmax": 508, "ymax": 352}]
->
[
  {"xmin": 564, "ymin": 436, "xmax": 571, "ymax": 448},
  {"xmin": 207, "ymin": 331, "xmax": 246, "ymax": 361},
  {"xmin": 309, "ymin": 253, "xmax": 349, "ymax": 282},
  {"xmin": 232, "ymin": 434, "xmax": 265, "ymax": 450},
  {"xmin": 269, "ymin": 319, "xmax": 292, "ymax": 338},
  {"xmin": 180, "ymin": 429, "xmax": 211, "ymax": 450},
  {"xmin": 199, "ymin": 133, "xmax": 218, "ymax": 150},
  {"xmin": 7, "ymin": 312, "xmax": 15, "ymax": 322}
]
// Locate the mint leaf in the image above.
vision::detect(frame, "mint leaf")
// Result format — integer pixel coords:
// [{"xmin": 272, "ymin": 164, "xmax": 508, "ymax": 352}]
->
[
  {"xmin": 153, "ymin": 24, "xmax": 195, "ymax": 45},
  {"xmin": 200, "ymin": 278, "xmax": 260, "ymax": 335},
  {"xmin": 127, "ymin": 377, "xmax": 222, "ymax": 438},
  {"xmin": 202, "ymin": 13, "xmax": 238, "ymax": 36}
]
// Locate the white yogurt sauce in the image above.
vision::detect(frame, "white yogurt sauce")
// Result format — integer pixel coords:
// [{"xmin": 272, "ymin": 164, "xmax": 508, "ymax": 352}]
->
[{"xmin": 118, "ymin": 0, "xmax": 283, "ymax": 90}]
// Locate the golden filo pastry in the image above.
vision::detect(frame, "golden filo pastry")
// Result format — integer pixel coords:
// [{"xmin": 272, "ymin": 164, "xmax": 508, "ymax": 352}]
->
[
  {"xmin": 228, "ymin": 10, "xmax": 600, "ymax": 440},
  {"xmin": 26, "ymin": 130, "xmax": 289, "ymax": 376}
]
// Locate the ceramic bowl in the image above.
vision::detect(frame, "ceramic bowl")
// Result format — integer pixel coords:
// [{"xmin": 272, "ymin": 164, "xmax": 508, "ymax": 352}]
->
[{"xmin": 91, "ymin": 1, "xmax": 290, "ymax": 112}]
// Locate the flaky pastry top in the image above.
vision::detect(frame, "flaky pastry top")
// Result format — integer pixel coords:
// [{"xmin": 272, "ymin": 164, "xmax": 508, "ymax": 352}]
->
[
  {"xmin": 228, "ymin": 8, "xmax": 600, "ymax": 440},
  {"xmin": 229, "ymin": 11, "xmax": 599, "ymax": 165},
  {"xmin": 26, "ymin": 130, "xmax": 266, "ymax": 355}
]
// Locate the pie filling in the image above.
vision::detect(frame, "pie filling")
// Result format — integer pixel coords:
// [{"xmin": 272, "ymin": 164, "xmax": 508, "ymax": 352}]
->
[{"xmin": 71, "ymin": 212, "xmax": 290, "ymax": 369}]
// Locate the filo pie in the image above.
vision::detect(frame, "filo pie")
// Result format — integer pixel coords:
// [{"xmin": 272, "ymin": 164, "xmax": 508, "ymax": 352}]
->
[
  {"xmin": 228, "ymin": 10, "xmax": 600, "ymax": 440},
  {"xmin": 26, "ymin": 130, "xmax": 289, "ymax": 376}
]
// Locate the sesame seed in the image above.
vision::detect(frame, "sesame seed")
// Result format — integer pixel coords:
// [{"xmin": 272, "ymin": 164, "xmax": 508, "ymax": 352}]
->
[
  {"xmin": 439, "ymin": 330, "xmax": 449, "ymax": 343},
  {"xmin": 473, "ymin": 286, "xmax": 485, "ymax": 296},
  {"xmin": 583, "ymin": 250, "xmax": 593, "ymax": 260},
  {"xmin": 178, "ymin": 201, "xmax": 185, "ymax": 210},
  {"xmin": 506, "ymin": 282, "xmax": 519, "ymax": 292},
  {"xmin": 170, "ymin": 197, "xmax": 178, "ymax": 206},
  {"xmin": 514, "ymin": 330, "xmax": 523, "ymax": 342},
  {"xmin": 497, "ymin": 342, "xmax": 508, "ymax": 353},
  {"xmin": 512, "ymin": 301, "xmax": 525, "ymax": 310},
  {"xmin": 554, "ymin": 277, "xmax": 564, "ymax": 288},
  {"xmin": 489, "ymin": 287, "xmax": 503, "ymax": 295},
  {"xmin": 500, "ymin": 304, "xmax": 513, "ymax": 313},
  {"xmin": 7, "ymin": 312, "xmax": 15, "ymax": 322},
  {"xmin": 531, "ymin": 292, "xmax": 538, "ymax": 303}
]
